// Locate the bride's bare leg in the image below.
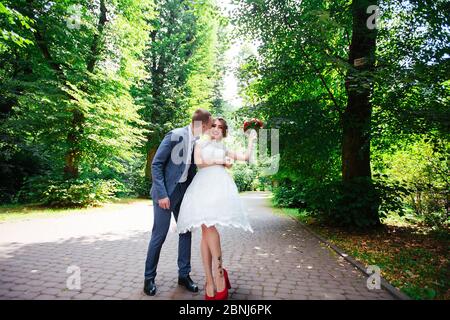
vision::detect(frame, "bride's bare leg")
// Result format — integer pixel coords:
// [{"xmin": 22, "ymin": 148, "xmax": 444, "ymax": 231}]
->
[
  {"xmin": 203, "ymin": 225, "xmax": 225, "ymax": 292},
  {"xmin": 201, "ymin": 225, "xmax": 214, "ymax": 297}
]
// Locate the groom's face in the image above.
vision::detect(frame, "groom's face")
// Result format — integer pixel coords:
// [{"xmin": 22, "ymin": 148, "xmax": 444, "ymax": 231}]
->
[
  {"xmin": 203, "ymin": 117, "xmax": 213, "ymax": 133},
  {"xmin": 192, "ymin": 117, "xmax": 212, "ymax": 137},
  {"xmin": 201, "ymin": 117, "xmax": 212, "ymax": 134}
]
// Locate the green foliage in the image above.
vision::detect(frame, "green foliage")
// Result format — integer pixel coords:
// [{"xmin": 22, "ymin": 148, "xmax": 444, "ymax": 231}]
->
[
  {"xmin": 372, "ymin": 1, "xmax": 450, "ymax": 138},
  {"xmin": 17, "ymin": 175, "xmax": 121, "ymax": 207},
  {"xmin": 231, "ymin": 163, "xmax": 258, "ymax": 192},
  {"xmin": 0, "ymin": 0, "xmax": 154, "ymax": 206},
  {"xmin": 272, "ymin": 175, "xmax": 411, "ymax": 228},
  {"xmin": 271, "ymin": 182, "xmax": 306, "ymax": 209},
  {"xmin": 233, "ymin": 0, "xmax": 449, "ymax": 228},
  {"xmin": 372, "ymin": 175, "xmax": 410, "ymax": 218},
  {"xmin": 402, "ymin": 285, "xmax": 437, "ymax": 300},
  {"xmin": 42, "ymin": 179, "xmax": 119, "ymax": 208},
  {"xmin": 135, "ymin": 0, "xmax": 229, "ymax": 185},
  {"xmin": 0, "ymin": 2, "xmax": 35, "ymax": 50},
  {"xmin": 233, "ymin": 0, "xmax": 349, "ymax": 217},
  {"xmin": 376, "ymin": 138, "xmax": 449, "ymax": 228},
  {"xmin": 136, "ymin": 0, "xmax": 198, "ymax": 147},
  {"xmin": 226, "ymin": 109, "xmax": 270, "ymax": 193},
  {"xmin": 0, "ymin": 0, "xmax": 230, "ymax": 207},
  {"xmin": 121, "ymin": 156, "xmax": 152, "ymax": 198},
  {"xmin": 298, "ymin": 178, "xmax": 382, "ymax": 228},
  {"xmin": 0, "ymin": 0, "xmax": 448, "ymax": 231},
  {"xmin": 185, "ymin": 1, "xmax": 224, "ymax": 112}
]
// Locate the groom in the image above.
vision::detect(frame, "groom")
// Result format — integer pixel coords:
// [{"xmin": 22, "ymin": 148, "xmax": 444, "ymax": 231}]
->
[{"xmin": 144, "ymin": 109, "xmax": 212, "ymax": 296}]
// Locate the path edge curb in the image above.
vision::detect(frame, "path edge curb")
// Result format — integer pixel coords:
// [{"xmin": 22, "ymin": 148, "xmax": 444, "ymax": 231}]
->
[{"xmin": 289, "ymin": 216, "xmax": 411, "ymax": 300}]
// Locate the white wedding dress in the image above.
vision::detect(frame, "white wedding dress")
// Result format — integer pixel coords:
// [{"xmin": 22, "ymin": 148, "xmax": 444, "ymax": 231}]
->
[{"xmin": 177, "ymin": 139, "xmax": 253, "ymax": 234}]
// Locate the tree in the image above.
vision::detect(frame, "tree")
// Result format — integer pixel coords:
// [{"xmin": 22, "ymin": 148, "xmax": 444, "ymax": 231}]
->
[
  {"xmin": 136, "ymin": 0, "xmax": 196, "ymax": 180},
  {"xmin": 136, "ymin": 0, "xmax": 228, "ymax": 183},
  {"xmin": 341, "ymin": 0, "xmax": 379, "ymax": 222},
  {"xmin": 232, "ymin": 0, "xmax": 449, "ymax": 227},
  {"xmin": 0, "ymin": 0, "xmax": 154, "ymax": 205}
]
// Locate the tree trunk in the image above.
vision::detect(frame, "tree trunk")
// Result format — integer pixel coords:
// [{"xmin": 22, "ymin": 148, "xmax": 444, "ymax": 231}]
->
[
  {"xmin": 87, "ymin": 0, "xmax": 108, "ymax": 73},
  {"xmin": 64, "ymin": 108, "xmax": 84, "ymax": 178},
  {"xmin": 342, "ymin": 0, "xmax": 379, "ymax": 221},
  {"xmin": 145, "ymin": 147, "xmax": 157, "ymax": 180},
  {"xmin": 343, "ymin": 0, "xmax": 378, "ymax": 179},
  {"xmin": 144, "ymin": 30, "xmax": 163, "ymax": 183}
]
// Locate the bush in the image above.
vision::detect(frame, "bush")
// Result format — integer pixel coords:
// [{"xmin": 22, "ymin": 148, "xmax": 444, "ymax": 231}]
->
[
  {"xmin": 131, "ymin": 175, "xmax": 151, "ymax": 198},
  {"xmin": 116, "ymin": 157, "xmax": 150, "ymax": 198},
  {"xmin": 373, "ymin": 174, "xmax": 410, "ymax": 218},
  {"xmin": 300, "ymin": 179, "xmax": 380, "ymax": 228},
  {"xmin": 232, "ymin": 163, "xmax": 258, "ymax": 192},
  {"xmin": 273, "ymin": 176, "xmax": 417, "ymax": 228},
  {"xmin": 119, "ymin": 167, "xmax": 150, "ymax": 198},
  {"xmin": 424, "ymin": 210, "xmax": 449, "ymax": 229},
  {"xmin": 379, "ymin": 139, "xmax": 449, "ymax": 229},
  {"xmin": 17, "ymin": 175, "xmax": 121, "ymax": 207},
  {"xmin": 272, "ymin": 181, "xmax": 306, "ymax": 208}
]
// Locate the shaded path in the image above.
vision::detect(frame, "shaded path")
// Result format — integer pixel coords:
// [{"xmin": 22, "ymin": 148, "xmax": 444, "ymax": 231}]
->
[{"xmin": 0, "ymin": 192, "xmax": 394, "ymax": 300}]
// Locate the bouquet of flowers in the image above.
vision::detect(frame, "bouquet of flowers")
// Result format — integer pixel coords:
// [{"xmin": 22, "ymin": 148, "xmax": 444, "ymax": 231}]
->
[{"xmin": 243, "ymin": 118, "xmax": 264, "ymax": 132}]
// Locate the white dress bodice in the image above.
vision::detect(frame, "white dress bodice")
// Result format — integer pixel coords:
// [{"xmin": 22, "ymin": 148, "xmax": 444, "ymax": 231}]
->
[
  {"xmin": 198, "ymin": 140, "xmax": 227, "ymax": 165},
  {"xmin": 177, "ymin": 139, "xmax": 253, "ymax": 234}
]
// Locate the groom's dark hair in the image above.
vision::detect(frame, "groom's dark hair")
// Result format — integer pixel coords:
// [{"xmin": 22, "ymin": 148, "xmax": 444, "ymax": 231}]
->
[{"xmin": 192, "ymin": 108, "xmax": 211, "ymax": 124}]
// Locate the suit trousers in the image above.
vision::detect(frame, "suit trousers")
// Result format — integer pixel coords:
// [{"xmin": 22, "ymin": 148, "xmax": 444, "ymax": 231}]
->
[{"xmin": 144, "ymin": 182, "xmax": 191, "ymax": 280}]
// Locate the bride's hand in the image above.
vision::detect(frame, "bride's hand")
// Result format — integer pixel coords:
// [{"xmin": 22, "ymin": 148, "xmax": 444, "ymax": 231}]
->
[
  {"xmin": 224, "ymin": 157, "xmax": 233, "ymax": 169},
  {"xmin": 248, "ymin": 129, "xmax": 257, "ymax": 142}
]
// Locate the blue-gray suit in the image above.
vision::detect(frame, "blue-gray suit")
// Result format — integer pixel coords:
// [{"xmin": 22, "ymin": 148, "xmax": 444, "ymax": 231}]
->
[{"xmin": 144, "ymin": 125, "xmax": 197, "ymax": 280}]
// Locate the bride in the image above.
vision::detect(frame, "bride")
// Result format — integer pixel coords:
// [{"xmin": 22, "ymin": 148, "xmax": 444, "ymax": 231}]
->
[{"xmin": 176, "ymin": 117, "xmax": 255, "ymax": 300}]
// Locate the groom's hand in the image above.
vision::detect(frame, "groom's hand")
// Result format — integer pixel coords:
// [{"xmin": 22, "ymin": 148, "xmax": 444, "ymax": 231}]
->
[{"xmin": 158, "ymin": 197, "xmax": 170, "ymax": 210}]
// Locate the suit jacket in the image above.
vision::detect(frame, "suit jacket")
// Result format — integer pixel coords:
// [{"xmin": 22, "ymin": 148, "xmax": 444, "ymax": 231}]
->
[{"xmin": 150, "ymin": 125, "xmax": 197, "ymax": 201}]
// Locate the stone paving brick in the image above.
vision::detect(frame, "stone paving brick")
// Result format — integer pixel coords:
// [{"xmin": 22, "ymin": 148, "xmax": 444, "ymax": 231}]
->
[
  {"xmin": 73, "ymin": 293, "xmax": 93, "ymax": 300},
  {"xmin": 56, "ymin": 290, "xmax": 80, "ymax": 298},
  {"xmin": 276, "ymin": 288, "xmax": 292, "ymax": 294},
  {"xmin": 1, "ymin": 291, "xmax": 22, "ymax": 298},
  {"xmin": 9, "ymin": 284, "xmax": 28, "ymax": 291},
  {"xmin": 20, "ymin": 291, "xmax": 41, "ymax": 299},
  {"xmin": 103, "ymin": 284, "xmax": 122, "ymax": 291},
  {"xmin": 0, "ymin": 192, "xmax": 396, "ymax": 300},
  {"xmin": 41, "ymin": 287, "xmax": 63, "ymax": 295},
  {"xmin": 34, "ymin": 294, "xmax": 57, "ymax": 300}
]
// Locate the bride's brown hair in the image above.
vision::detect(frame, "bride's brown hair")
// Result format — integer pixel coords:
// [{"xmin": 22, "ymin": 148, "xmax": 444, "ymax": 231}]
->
[{"xmin": 214, "ymin": 117, "xmax": 228, "ymax": 138}]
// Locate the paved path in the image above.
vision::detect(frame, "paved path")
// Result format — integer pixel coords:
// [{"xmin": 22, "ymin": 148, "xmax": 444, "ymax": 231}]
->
[{"xmin": 0, "ymin": 192, "xmax": 394, "ymax": 300}]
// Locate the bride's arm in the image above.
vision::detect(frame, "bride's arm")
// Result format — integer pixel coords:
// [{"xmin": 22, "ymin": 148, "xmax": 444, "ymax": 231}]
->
[{"xmin": 226, "ymin": 130, "xmax": 257, "ymax": 162}]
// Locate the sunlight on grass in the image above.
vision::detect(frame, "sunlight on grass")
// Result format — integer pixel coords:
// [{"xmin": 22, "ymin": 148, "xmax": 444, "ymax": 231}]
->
[{"xmin": 0, "ymin": 198, "xmax": 152, "ymax": 223}]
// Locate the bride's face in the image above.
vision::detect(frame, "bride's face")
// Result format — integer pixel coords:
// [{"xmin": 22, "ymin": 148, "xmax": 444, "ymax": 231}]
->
[{"xmin": 209, "ymin": 119, "xmax": 224, "ymax": 140}]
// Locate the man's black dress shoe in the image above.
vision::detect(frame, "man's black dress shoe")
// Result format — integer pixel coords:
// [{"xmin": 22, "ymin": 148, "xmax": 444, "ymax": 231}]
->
[
  {"xmin": 143, "ymin": 278, "xmax": 157, "ymax": 296},
  {"xmin": 178, "ymin": 275, "xmax": 199, "ymax": 293}
]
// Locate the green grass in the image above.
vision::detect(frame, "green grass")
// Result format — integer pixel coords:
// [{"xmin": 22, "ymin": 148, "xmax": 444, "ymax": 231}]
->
[
  {"xmin": 275, "ymin": 206, "xmax": 450, "ymax": 300},
  {"xmin": 0, "ymin": 198, "xmax": 152, "ymax": 222}
]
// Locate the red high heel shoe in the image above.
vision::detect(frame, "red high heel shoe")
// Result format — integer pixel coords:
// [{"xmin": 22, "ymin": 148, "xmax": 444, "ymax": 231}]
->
[
  {"xmin": 215, "ymin": 269, "xmax": 231, "ymax": 300},
  {"xmin": 204, "ymin": 283, "xmax": 216, "ymax": 300}
]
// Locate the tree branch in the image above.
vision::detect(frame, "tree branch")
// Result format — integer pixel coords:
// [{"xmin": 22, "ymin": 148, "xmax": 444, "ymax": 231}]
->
[{"xmin": 86, "ymin": 0, "xmax": 108, "ymax": 73}]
